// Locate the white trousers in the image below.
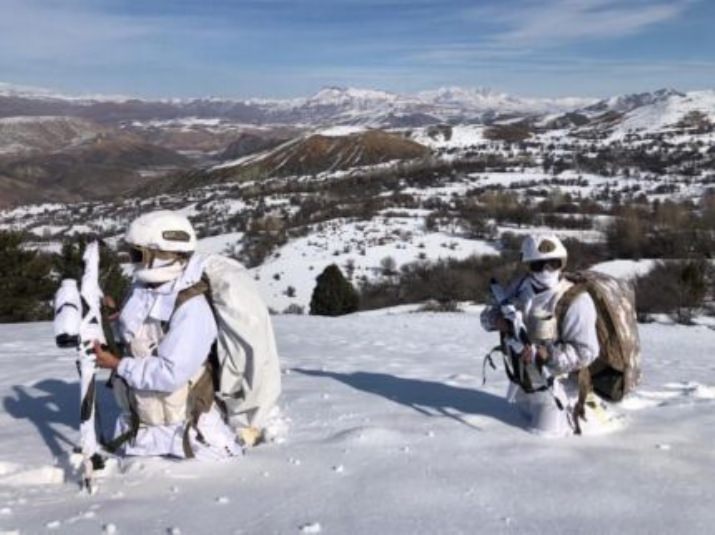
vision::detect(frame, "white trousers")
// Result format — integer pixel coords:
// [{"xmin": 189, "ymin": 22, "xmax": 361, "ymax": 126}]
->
[
  {"xmin": 508, "ymin": 378, "xmax": 575, "ymax": 438},
  {"xmin": 114, "ymin": 405, "xmax": 243, "ymax": 460}
]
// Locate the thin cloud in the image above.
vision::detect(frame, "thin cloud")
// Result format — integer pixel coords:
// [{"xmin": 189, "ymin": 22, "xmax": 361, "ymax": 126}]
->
[{"xmin": 466, "ymin": 0, "xmax": 694, "ymax": 48}]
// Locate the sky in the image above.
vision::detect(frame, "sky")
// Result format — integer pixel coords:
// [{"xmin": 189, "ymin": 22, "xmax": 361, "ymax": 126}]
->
[{"xmin": 0, "ymin": 0, "xmax": 713, "ymax": 100}]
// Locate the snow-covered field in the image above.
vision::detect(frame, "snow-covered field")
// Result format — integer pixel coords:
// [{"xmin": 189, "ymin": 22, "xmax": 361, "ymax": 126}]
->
[
  {"xmin": 0, "ymin": 313, "xmax": 713, "ymax": 534},
  {"xmin": 251, "ymin": 217, "xmax": 499, "ymax": 311}
]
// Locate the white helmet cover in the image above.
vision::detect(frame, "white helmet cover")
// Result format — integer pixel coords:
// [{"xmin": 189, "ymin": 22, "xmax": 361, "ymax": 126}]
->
[
  {"xmin": 125, "ymin": 210, "xmax": 197, "ymax": 253},
  {"xmin": 125, "ymin": 211, "xmax": 197, "ymax": 284},
  {"xmin": 520, "ymin": 234, "xmax": 568, "ymax": 264}
]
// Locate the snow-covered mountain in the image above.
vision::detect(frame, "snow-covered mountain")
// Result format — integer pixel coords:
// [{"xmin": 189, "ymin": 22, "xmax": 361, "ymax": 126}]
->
[
  {"xmin": 582, "ymin": 88, "xmax": 685, "ymax": 116},
  {"xmin": 3, "ymin": 80, "xmax": 712, "ymax": 137},
  {"xmin": 0, "ymin": 82, "xmax": 595, "ymax": 127}
]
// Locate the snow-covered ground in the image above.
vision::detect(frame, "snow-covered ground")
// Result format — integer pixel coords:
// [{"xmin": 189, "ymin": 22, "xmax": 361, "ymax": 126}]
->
[
  {"xmin": 251, "ymin": 217, "xmax": 499, "ymax": 311},
  {"xmin": 591, "ymin": 259, "xmax": 658, "ymax": 280},
  {"xmin": 0, "ymin": 313, "xmax": 713, "ymax": 534}
]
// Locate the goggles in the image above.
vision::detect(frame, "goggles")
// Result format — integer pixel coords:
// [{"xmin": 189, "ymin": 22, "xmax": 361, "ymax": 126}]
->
[
  {"xmin": 529, "ymin": 259, "xmax": 563, "ymax": 273},
  {"xmin": 124, "ymin": 245, "xmax": 182, "ymax": 267},
  {"xmin": 128, "ymin": 246, "xmax": 146, "ymax": 264}
]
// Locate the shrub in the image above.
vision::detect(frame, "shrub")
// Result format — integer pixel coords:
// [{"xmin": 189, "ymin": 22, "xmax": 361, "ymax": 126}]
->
[
  {"xmin": 635, "ymin": 260, "xmax": 712, "ymax": 324},
  {"xmin": 0, "ymin": 232, "xmax": 55, "ymax": 322},
  {"xmin": 309, "ymin": 264, "xmax": 360, "ymax": 316},
  {"xmin": 359, "ymin": 254, "xmax": 518, "ymax": 310},
  {"xmin": 283, "ymin": 303, "xmax": 304, "ymax": 315},
  {"xmin": 418, "ymin": 299, "xmax": 463, "ymax": 313}
]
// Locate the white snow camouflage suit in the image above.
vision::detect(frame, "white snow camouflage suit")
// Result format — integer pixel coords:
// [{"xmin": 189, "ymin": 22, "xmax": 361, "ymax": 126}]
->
[
  {"xmin": 481, "ymin": 274, "xmax": 600, "ymax": 437},
  {"xmin": 111, "ymin": 256, "xmax": 242, "ymax": 459}
]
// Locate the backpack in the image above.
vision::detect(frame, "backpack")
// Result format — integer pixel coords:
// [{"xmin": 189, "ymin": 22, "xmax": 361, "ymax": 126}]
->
[
  {"xmin": 174, "ymin": 255, "xmax": 282, "ymax": 433},
  {"xmin": 203, "ymin": 254, "xmax": 282, "ymax": 429},
  {"xmin": 556, "ymin": 270, "xmax": 641, "ymax": 404}
]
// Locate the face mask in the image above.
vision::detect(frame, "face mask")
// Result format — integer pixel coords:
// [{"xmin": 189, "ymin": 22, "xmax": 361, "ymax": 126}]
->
[
  {"xmin": 531, "ymin": 268, "xmax": 561, "ymax": 290},
  {"xmin": 134, "ymin": 256, "xmax": 185, "ymax": 285}
]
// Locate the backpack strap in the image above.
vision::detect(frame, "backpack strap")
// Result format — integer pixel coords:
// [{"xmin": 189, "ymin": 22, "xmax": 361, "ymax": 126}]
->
[
  {"xmin": 161, "ymin": 279, "xmax": 210, "ymax": 333},
  {"xmin": 555, "ymin": 283, "xmax": 591, "ymax": 435},
  {"xmin": 175, "ymin": 279, "xmax": 210, "ymax": 311},
  {"xmin": 181, "ymin": 362, "xmax": 216, "ymax": 458}
]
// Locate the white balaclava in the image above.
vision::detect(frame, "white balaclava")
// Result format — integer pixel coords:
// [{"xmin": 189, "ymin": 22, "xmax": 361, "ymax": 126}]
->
[
  {"xmin": 531, "ymin": 267, "xmax": 562, "ymax": 290},
  {"xmin": 521, "ymin": 235, "xmax": 568, "ymax": 291}
]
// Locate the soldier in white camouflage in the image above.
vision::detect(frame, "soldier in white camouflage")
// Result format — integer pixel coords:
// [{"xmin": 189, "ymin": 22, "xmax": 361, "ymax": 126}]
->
[{"xmin": 481, "ymin": 234, "xmax": 639, "ymax": 436}]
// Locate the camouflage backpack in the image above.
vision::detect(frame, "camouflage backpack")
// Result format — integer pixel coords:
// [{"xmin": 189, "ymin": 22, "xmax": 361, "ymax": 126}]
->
[{"xmin": 556, "ymin": 270, "xmax": 641, "ymax": 405}]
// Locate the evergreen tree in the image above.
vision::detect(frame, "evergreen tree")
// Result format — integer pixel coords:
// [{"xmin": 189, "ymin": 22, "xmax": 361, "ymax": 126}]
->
[
  {"xmin": 54, "ymin": 239, "xmax": 130, "ymax": 305},
  {"xmin": 309, "ymin": 264, "xmax": 359, "ymax": 316},
  {"xmin": 0, "ymin": 232, "xmax": 55, "ymax": 322}
]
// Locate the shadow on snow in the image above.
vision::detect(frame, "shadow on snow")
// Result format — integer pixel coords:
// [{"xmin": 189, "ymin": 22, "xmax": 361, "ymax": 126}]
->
[
  {"xmin": 3, "ymin": 378, "xmax": 120, "ymax": 458},
  {"xmin": 293, "ymin": 368, "xmax": 525, "ymax": 431}
]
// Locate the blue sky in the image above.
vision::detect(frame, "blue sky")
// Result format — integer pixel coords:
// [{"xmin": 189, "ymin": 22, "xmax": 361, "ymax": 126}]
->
[{"xmin": 0, "ymin": 0, "xmax": 712, "ymax": 99}]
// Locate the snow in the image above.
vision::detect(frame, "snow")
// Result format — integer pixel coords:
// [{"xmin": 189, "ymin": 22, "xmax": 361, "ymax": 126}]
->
[
  {"xmin": 591, "ymin": 259, "xmax": 658, "ymax": 280},
  {"xmin": 410, "ymin": 125, "xmax": 487, "ymax": 149},
  {"xmin": 0, "ymin": 314, "xmax": 714, "ymax": 533},
  {"xmin": 197, "ymin": 232, "xmax": 244, "ymax": 255},
  {"xmin": 317, "ymin": 126, "xmax": 369, "ymax": 137}
]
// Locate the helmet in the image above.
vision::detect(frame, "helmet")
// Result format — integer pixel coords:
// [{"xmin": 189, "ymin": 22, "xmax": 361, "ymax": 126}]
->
[
  {"xmin": 125, "ymin": 210, "xmax": 196, "ymax": 253},
  {"xmin": 520, "ymin": 234, "xmax": 567, "ymax": 264},
  {"xmin": 125, "ymin": 211, "xmax": 197, "ymax": 284}
]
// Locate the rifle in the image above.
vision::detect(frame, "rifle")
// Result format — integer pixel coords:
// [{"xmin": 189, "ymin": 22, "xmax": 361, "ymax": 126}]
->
[{"xmin": 53, "ymin": 241, "xmax": 109, "ymax": 493}]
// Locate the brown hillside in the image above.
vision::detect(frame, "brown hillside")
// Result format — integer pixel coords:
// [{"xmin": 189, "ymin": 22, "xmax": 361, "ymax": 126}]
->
[
  {"xmin": 0, "ymin": 135, "xmax": 189, "ymax": 206},
  {"xmin": 136, "ymin": 129, "xmax": 430, "ymax": 196},
  {"xmin": 215, "ymin": 129, "xmax": 430, "ymax": 181}
]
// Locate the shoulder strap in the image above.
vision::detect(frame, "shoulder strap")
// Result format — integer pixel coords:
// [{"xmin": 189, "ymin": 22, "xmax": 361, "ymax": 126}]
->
[
  {"xmin": 554, "ymin": 281, "xmax": 591, "ymax": 435},
  {"xmin": 174, "ymin": 279, "xmax": 210, "ymax": 313},
  {"xmin": 555, "ymin": 282, "xmax": 587, "ymax": 331},
  {"xmin": 161, "ymin": 279, "xmax": 210, "ymax": 333}
]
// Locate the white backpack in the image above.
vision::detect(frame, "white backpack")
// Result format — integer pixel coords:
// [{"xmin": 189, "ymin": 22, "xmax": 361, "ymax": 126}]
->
[{"xmin": 179, "ymin": 254, "xmax": 282, "ymax": 430}]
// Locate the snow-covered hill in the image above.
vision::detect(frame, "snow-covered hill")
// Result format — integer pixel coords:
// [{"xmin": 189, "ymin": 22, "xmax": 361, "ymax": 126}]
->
[
  {"xmin": 571, "ymin": 89, "xmax": 715, "ymax": 140},
  {"xmin": 0, "ymin": 314, "xmax": 713, "ymax": 533},
  {"xmin": 611, "ymin": 90, "xmax": 715, "ymax": 137}
]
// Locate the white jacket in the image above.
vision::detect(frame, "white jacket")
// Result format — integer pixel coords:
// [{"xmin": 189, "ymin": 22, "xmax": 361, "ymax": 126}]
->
[{"xmin": 481, "ymin": 274, "xmax": 599, "ymax": 374}]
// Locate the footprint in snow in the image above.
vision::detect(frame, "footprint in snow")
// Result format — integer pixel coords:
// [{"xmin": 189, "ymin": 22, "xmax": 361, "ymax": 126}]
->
[
  {"xmin": 299, "ymin": 522, "xmax": 322, "ymax": 533},
  {"xmin": 622, "ymin": 381, "xmax": 715, "ymax": 410}
]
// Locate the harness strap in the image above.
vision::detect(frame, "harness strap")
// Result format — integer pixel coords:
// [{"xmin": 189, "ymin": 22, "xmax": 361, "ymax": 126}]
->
[
  {"xmin": 571, "ymin": 367, "xmax": 592, "ymax": 435},
  {"xmin": 555, "ymin": 283, "xmax": 592, "ymax": 433},
  {"xmin": 102, "ymin": 377, "xmax": 141, "ymax": 453},
  {"xmin": 181, "ymin": 363, "xmax": 216, "ymax": 459}
]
